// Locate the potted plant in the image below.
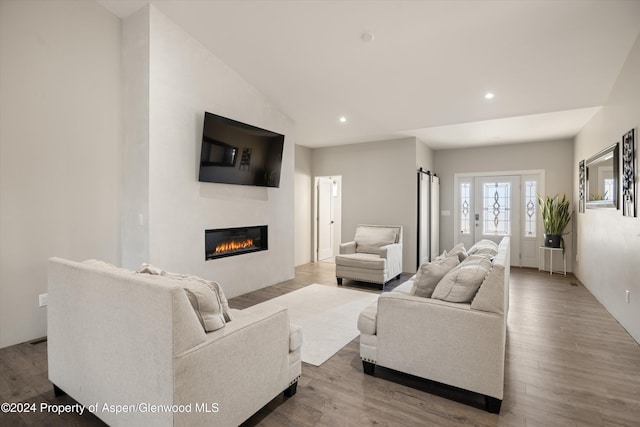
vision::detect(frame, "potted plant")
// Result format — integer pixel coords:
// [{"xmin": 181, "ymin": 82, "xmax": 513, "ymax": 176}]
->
[{"xmin": 537, "ymin": 194, "xmax": 573, "ymax": 250}]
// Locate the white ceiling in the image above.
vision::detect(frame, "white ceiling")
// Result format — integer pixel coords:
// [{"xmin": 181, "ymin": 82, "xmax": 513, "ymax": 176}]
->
[{"xmin": 98, "ymin": 0, "xmax": 640, "ymax": 149}]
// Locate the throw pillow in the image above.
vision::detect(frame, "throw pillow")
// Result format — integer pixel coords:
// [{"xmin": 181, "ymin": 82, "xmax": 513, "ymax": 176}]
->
[
  {"xmin": 470, "ymin": 246, "xmax": 498, "ymax": 257},
  {"xmin": 166, "ymin": 274, "xmax": 233, "ymax": 323},
  {"xmin": 181, "ymin": 280, "xmax": 227, "ymax": 332},
  {"xmin": 433, "ymin": 250, "xmax": 448, "ymax": 261},
  {"xmin": 136, "ymin": 263, "xmax": 233, "ymax": 328},
  {"xmin": 447, "ymin": 243, "xmax": 468, "ymax": 262},
  {"xmin": 411, "ymin": 256, "xmax": 460, "ymax": 298},
  {"xmin": 468, "ymin": 239, "xmax": 498, "ymax": 256},
  {"xmin": 432, "ymin": 255, "xmax": 492, "ymax": 303}
]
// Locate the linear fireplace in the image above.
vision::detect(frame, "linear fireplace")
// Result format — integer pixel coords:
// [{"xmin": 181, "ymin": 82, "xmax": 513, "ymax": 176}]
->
[{"xmin": 205, "ymin": 225, "xmax": 268, "ymax": 260}]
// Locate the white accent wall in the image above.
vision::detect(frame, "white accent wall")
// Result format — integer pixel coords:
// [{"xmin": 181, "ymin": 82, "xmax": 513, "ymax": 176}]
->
[
  {"xmin": 574, "ymin": 33, "xmax": 640, "ymax": 344},
  {"xmin": 122, "ymin": 6, "xmax": 295, "ymax": 298},
  {"xmin": 295, "ymin": 146, "xmax": 313, "ymax": 265},
  {"xmin": 0, "ymin": 0, "xmax": 123, "ymax": 348}
]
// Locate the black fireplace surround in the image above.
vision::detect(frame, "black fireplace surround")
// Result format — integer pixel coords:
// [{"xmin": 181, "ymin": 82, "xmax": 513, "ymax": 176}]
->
[{"xmin": 205, "ymin": 225, "xmax": 268, "ymax": 260}]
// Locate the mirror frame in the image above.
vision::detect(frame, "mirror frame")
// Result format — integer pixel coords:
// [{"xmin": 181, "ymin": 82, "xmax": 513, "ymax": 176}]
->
[{"xmin": 586, "ymin": 143, "xmax": 619, "ymax": 210}]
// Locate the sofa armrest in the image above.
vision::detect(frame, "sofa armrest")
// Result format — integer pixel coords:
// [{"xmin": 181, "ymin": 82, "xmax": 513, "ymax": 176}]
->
[
  {"xmin": 179, "ymin": 302, "xmax": 291, "ymax": 355},
  {"xmin": 174, "ymin": 302, "xmax": 297, "ymax": 426},
  {"xmin": 339, "ymin": 241, "xmax": 356, "ymax": 254}
]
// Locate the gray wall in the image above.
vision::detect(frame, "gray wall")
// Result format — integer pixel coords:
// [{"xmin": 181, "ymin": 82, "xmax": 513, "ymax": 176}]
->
[
  {"xmin": 416, "ymin": 140, "xmax": 435, "ymax": 171},
  {"xmin": 574, "ymin": 32, "xmax": 640, "ymax": 343},
  {"xmin": 434, "ymin": 139, "xmax": 575, "ymax": 269},
  {"xmin": 0, "ymin": 0, "xmax": 123, "ymax": 348},
  {"xmin": 311, "ymin": 138, "xmax": 427, "ymax": 272}
]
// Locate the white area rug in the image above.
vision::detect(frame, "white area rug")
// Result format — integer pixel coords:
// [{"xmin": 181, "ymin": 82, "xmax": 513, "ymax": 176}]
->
[{"xmin": 257, "ymin": 284, "xmax": 378, "ymax": 366}]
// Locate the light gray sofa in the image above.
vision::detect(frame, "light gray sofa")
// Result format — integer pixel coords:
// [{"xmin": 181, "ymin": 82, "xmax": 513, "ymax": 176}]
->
[
  {"xmin": 335, "ymin": 224, "xmax": 403, "ymax": 290},
  {"xmin": 357, "ymin": 237, "xmax": 510, "ymax": 413},
  {"xmin": 47, "ymin": 258, "xmax": 301, "ymax": 427}
]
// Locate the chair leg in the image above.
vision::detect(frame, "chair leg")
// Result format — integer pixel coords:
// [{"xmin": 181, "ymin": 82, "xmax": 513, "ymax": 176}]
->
[
  {"xmin": 337, "ymin": 277, "xmax": 343, "ymax": 285},
  {"xmin": 284, "ymin": 381, "xmax": 298, "ymax": 397},
  {"xmin": 363, "ymin": 360, "xmax": 375, "ymax": 375}
]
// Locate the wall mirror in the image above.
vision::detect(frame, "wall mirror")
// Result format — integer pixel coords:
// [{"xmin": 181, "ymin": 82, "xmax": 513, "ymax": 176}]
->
[{"xmin": 586, "ymin": 143, "xmax": 619, "ymax": 209}]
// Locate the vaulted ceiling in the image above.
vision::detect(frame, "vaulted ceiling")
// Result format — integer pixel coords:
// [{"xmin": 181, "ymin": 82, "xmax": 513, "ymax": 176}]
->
[{"xmin": 98, "ymin": 0, "xmax": 640, "ymax": 149}]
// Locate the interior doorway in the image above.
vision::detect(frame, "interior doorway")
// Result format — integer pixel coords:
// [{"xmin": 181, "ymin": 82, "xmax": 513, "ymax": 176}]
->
[
  {"xmin": 455, "ymin": 171, "xmax": 544, "ymax": 268},
  {"xmin": 314, "ymin": 176, "xmax": 342, "ymax": 262}
]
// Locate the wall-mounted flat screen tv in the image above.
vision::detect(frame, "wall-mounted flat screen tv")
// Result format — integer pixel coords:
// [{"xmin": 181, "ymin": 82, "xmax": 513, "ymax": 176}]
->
[{"xmin": 199, "ymin": 112, "xmax": 285, "ymax": 188}]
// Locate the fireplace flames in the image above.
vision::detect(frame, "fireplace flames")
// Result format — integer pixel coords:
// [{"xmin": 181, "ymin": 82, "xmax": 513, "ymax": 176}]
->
[{"xmin": 215, "ymin": 238, "xmax": 255, "ymax": 254}]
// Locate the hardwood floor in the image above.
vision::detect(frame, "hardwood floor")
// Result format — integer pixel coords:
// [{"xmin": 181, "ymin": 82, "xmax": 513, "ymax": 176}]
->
[{"xmin": 1, "ymin": 263, "xmax": 639, "ymax": 426}]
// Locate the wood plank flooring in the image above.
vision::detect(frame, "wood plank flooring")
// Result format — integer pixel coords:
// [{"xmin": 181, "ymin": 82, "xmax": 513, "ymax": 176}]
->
[{"xmin": 1, "ymin": 263, "xmax": 639, "ymax": 426}]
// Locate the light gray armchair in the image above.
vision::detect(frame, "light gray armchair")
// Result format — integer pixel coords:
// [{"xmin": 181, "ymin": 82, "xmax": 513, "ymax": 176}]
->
[{"xmin": 335, "ymin": 224, "xmax": 403, "ymax": 290}]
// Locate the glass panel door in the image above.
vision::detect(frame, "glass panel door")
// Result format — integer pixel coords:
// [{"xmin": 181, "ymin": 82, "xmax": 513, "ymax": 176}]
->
[{"xmin": 474, "ymin": 176, "xmax": 521, "ymax": 266}]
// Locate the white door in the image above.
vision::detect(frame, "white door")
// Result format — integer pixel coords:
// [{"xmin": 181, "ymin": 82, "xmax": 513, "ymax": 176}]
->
[
  {"xmin": 474, "ymin": 176, "xmax": 521, "ymax": 266},
  {"xmin": 457, "ymin": 173, "xmax": 541, "ymax": 267},
  {"xmin": 317, "ymin": 177, "xmax": 333, "ymax": 261}
]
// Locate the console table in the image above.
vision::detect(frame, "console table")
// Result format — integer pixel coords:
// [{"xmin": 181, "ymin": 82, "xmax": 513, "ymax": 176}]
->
[{"xmin": 538, "ymin": 246, "xmax": 566, "ymax": 275}]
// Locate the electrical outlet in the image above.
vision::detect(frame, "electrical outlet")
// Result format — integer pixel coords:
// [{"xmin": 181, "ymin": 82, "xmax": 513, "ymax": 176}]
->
[
  {"xmin": 39, "ymin": 293, "xmax": 48, "ymax": 308},
  {"xmin": 625, "ymin": 290, "xmax": 630, "ymax": 303}
]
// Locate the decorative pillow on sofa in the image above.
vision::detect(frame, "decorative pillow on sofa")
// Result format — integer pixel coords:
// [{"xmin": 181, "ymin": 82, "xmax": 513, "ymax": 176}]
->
[
  {"xmin": 467, "ymin": 239, "xmax": 499, "ymax": 256},
  {"xmin": 446, "ymin": 243, "xmax": 468, "ymax": 262},
  {"xmin": 411, "ymin": 256, "xmax": 460, "ymax": 298},
  {"xmin": 354, "ymin": 227, "xmax": 398, "ymax": 254},
  {"xmin": 431, "ymin": 255, "xmax": 492, "ymax": 303},
  {"xmin": 180, "ymin": 280, "xmax": 227, "ymax": 332},
  {"xmin": 136, "ymin": 264, "xmax": 233, "ymax": 331},
  {"xmin": 171, "ymin": 275, "xmax": 233, "ymax": 323}
]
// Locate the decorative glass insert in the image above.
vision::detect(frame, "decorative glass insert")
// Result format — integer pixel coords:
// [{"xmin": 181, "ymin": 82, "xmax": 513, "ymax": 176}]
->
[
  {"xmin": 524, "ymin": 181, "xmax": 537, "ymax": 237},
  {"xmin": 604, "ymin": 179, "xmax": 614, "ymax": 201},
  {"xmin": 460, "ymin": 182, "xmax": 471, "ymax": 234},
  {"xmin": 483, "ymin": 182, "xmax": 511, "ymax": 235}
]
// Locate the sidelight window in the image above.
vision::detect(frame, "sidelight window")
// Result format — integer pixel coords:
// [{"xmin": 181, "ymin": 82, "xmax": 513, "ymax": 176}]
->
[
  {"xmin": 524, "ymin": 181, "xmax": 537, "ymax": 237},
  {"xmin": 460, "ymin": 182, "xmax": 471, "ymax": 234}
]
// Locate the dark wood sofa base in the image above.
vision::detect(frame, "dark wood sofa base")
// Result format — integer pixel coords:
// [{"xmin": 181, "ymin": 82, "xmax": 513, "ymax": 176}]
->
[{"xmin": 361, "ymin": 360, "xmax": 502, "ymax": 413}]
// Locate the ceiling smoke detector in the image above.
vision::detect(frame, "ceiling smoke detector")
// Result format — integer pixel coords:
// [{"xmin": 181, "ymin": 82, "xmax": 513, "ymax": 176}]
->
[{"xmin": 361, "ymin": 31, "xmax": 375, "ymax": 42}]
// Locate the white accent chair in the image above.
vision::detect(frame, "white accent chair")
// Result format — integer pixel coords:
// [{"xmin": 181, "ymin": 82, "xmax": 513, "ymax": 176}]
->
[{"xmin": 335, "ymin": 224, "xmax": 403, "ymax": 290}]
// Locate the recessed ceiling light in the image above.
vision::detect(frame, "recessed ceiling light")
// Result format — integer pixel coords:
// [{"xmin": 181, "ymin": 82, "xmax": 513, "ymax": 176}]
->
[
  {"xmin": 484, "ymin": 92, "xmax": 495, "ymax": 100},
  {"xmin": 339, "ymin": 116, "xmax": 347, "ymax": 123}
]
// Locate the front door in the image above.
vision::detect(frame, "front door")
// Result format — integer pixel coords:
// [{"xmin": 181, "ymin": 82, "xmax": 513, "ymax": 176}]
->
[
  {"xmin": 457, "ymin": 173, "xmax": 541, "ymax": 268},
  {"xmin": 474, "ymin": 176, "xmax": 521, "ymax": 266}
]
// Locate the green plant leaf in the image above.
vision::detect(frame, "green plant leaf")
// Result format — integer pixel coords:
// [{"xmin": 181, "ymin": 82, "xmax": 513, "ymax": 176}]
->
[{"xmin": 537, "ymin": 193, "xmax": 573, "ymax": 235}]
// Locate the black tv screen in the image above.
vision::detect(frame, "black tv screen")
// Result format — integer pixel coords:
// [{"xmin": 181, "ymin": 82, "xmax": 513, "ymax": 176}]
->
[{"xmin": 199, "ymin": 112, "xmax": 285, "ymax": 188}]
